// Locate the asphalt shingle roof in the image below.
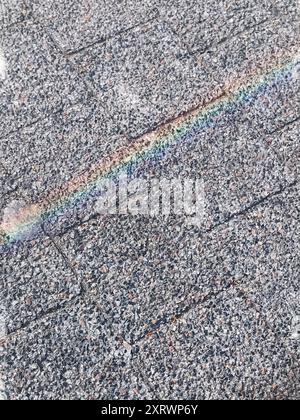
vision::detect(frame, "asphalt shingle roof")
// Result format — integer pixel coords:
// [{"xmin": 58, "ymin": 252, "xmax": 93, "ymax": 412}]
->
[{"xmin": 0, "ymin": 0, "xmax": 299, "ymax": 400}]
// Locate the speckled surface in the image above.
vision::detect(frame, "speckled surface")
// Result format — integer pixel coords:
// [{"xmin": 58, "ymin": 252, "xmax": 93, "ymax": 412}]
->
[
  {"xmin": 0, "ymin": 100, "xmax": 127, "ymax": 203},
  {"xmin": 70, "ymin": 21, "xmax": 195, "ymax": 139},
  {"xmin": 31, "ymin": 0, "xmax": 158, "ymax": 54},
  {"xmin": 70, "ymin": 13, "xmax": 300, "ymax": 139},
  {"xmin": 0, "ymin": 0, "xmax": 31, "ymax": 27},
  {"xmin": 4, "ymin": 184, "xmax": 300, "ymax": 398},
  {"xmin": 161, "ymin": 0, "xmax": 299, "ymax": 54},
  {"xmin": 0, "ymin": 20, "xmax": 88, "ymax": 139},
  {"xmin": 267, "ymin": 120, "xmax": 300, "ymax": 181},
  {"xmin": 1, "ymin": 237, "xmax": 81, "ymax": 333},
  {"xmin": 129, "ymin": 113, "xmax": 289, "ymax": 230},
  {"xmin": 1, "ymin": 0, "xmax": 299, "ymax": 400}
]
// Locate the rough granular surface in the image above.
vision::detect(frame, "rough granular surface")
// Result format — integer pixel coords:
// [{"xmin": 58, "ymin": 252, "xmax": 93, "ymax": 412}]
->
[{"xmin": 0, "ymin": 0, "xmax": 299, "ymax": 400}]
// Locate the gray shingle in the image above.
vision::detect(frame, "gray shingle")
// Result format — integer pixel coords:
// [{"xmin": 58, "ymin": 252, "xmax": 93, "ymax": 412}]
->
[
  {"xmin": 0, "ymin": 101, "xmax": 127, "ymax": 204},
  {"xmin": 71, "ymin": 16, "xmax": 299, "ymax": 140},
  {"xmin": 1, "ymin": 238, "xmax": 81, "ymax": 334},
  {"xmin": 3, "ymin": 294, "xmax": 132, "ymax": 400},
  {"xmin": 32, "ymin": 0, "xmax": 158, "ymax": 53},
  {"xmin": 266, "ymin": 120, "xmax": 300, "ymax": 182},
  {"xmin": 1, "ymin": 0, "xmax": 299, "ymax": 401},
  {"xmin": 2, "ymin": 153, "xmax": 298, "ymax": 395},
  {"xmin": 55, "ymin": 183, "xmax": 299, "ymax": 345},
  {"xmin": 0, "ymin": 0, "xmax": 31, "ymax": 27},
  {"xmin": 0, "ymin": 21, "xmax": 88, "ymax": 139},
  {"xmin": 162, "ymin": 0, "xmax": 299, "ymax": 54},
  {"xmin": 121, "ymin": 287, "xmax": 299, "ymax": 400},
  {"xmin": 71, "ymin": 21, "xmax": 194, "ymax": 139}
]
